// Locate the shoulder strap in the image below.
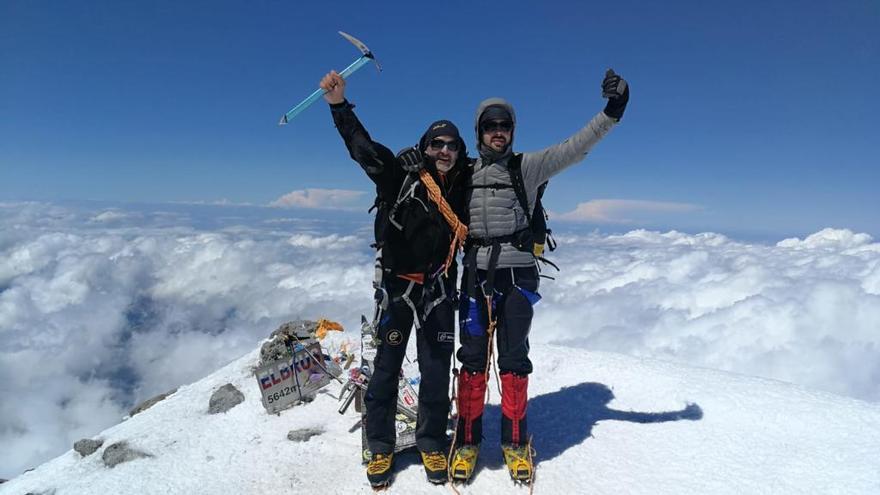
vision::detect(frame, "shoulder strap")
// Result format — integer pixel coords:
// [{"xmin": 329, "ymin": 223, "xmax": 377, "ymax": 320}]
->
[
  {"xmin": 386, "ymin": 172, "xmax": 421, "ymax": 231},
  {"xmin": 396, "ymin": 172, "xmax": 420, "ymax": 202},
  {"xmin": 506, "ymin": 153, "xmax": 532, "ymax": 225}
]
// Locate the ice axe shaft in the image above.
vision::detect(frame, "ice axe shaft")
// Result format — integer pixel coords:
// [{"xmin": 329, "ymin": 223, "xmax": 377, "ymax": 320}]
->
[
  {"xmin": 279, "ymin": 31, "xmax": 380, "ymax": 125},
  {"xmin": 278, "ymin": 56, "xmax": 371, "ymax": 124}
]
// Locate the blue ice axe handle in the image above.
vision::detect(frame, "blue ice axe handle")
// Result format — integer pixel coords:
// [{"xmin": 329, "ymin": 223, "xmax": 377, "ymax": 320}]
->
[{"xmin": 278, "ymin": 55, "xmax": 373, "ymax": 125}]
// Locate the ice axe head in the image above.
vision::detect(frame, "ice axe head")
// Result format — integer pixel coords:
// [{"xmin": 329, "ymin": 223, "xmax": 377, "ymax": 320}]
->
[{"xmin": 339, "ymin": 31, "xmax": 382, "ymax": 72}]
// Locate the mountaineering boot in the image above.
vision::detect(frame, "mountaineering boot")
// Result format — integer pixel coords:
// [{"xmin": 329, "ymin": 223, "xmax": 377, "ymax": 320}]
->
[
  {"xmin": 366, "ymin": 452, "xmax": 394, "ymax": 488},
  {"xmin": 420, "ymin": 451, "xmax": 448, "ymax": 485},
  {"xmin": 449, "ymin": 444, "xmax": 479, "ymax": 482},
  {"xmin": 501, "ymin": 443, "xmax": 533, "ymax": 483}
]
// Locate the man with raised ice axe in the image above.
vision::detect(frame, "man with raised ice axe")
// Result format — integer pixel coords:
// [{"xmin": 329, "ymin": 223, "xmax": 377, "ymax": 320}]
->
[{"xmin": 319, "ymin": 70, "xmax": 471, "ymax": 489}]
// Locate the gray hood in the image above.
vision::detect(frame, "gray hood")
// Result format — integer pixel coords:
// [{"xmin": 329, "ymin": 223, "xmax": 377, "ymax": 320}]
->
[{"xmin": 474, "ymin": 97, "xmax": 517, "ymax": 164}]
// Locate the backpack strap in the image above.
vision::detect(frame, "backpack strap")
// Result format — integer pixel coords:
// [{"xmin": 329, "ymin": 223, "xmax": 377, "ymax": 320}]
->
[
  {"xmin": 510, "ymin": 158, "xmax": 560, "ymax": 273},
  {"xmin": 506, "ymin": 153, "xmax": 532, "ymax": 225},
  {"xmin": 387, "ymin": 172, "xmax": 422, "ymax": 231}
]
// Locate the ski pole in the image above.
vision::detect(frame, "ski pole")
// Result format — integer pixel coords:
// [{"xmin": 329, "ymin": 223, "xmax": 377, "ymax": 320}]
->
[{"xmin": 278, "ymin": 31, "xmax": 381, "ymax": 125}]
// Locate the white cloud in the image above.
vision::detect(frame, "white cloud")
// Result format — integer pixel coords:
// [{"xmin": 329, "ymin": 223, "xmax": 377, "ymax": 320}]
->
[
  {"xmin": 555, "ymin": 199, "xmax": 702, "ymax": 224},
  {"xmin": 90, "ymin": 210, "xmax": 136, "ymax": 223},
  {"xmin": 0, "ymin": 203, "xmax": 376, "ymax": 478},
  {"xmin": 287, "ymin": 233, "xmax": 360, "ymax": 250},
  {"xmin": 778, "ymin": 227, "xmax": 876, "ymax": 250},
  {"xmin": 534, "ymin": 228, "xmax": 880, "ymax": 403},
  {"xmin": 270, "ymin": 188, "xmax": 367, "ymax": 210}
]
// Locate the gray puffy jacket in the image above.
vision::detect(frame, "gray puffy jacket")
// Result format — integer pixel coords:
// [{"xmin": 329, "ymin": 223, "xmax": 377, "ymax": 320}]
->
[{"xmin": 468, "ymin": 98, "xmax": 617, "ymax": 269}]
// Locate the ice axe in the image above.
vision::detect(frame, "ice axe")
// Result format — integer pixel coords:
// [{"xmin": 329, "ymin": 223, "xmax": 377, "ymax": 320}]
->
[{"xmin": 278, "ymin": 31, "xmax": 381, "ymax": 125}]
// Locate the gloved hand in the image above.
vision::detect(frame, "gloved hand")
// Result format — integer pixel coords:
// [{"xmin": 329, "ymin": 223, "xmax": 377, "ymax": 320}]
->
[
  {"xmin": 602, "ymin": 69, "xmax": 629, "ymax": 121},
  {"xmin": 396, "ymin": 146, "xmax": 424, "ymax": 172}
]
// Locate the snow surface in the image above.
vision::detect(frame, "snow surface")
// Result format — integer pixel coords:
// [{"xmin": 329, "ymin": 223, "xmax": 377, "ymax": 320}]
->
[{"xmin": 3, "ymin": 341, "xmax": 879, "ymax": 494}]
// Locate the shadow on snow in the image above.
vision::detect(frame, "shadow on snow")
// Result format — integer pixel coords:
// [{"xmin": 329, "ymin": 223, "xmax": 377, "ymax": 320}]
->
[
  {"xmin": 476, "ymin": 381, "xmax": 703, "ymax": 471},
  {"xmin": 393, "ymin": 381, "xmax": 702, "ymax": 478}
]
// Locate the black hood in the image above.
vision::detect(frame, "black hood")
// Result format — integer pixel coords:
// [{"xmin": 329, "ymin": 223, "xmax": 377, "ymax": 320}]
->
[{"xmin": 417, "ymin": 119, "xmax": 469, "ymax": 173}]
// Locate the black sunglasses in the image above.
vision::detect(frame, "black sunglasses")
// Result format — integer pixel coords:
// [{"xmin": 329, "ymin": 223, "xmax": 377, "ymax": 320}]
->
[
  {"xmin": 481, "ymin": 120, "xmax": 513, "ymax": 133},
  {"xmin": 429, "ymin": 139, "xmax": 460, "ymax": 152}
]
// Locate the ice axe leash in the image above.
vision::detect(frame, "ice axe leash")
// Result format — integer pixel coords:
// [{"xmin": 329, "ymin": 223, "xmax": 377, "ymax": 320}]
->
[{"xmin": 278, "ymin": 31, "xmax": 381, "ymax": 125}]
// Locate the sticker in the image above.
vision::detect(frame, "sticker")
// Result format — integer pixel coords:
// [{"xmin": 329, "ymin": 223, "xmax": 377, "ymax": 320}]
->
[{"xmin": 386, "ymin": 329, "xmax": 403, "ymax": 346}]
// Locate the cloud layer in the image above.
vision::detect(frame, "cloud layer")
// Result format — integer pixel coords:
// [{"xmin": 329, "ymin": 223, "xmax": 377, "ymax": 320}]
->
[
  {"xmin": 533, "ymin": 229, "xmax": 880, "ymax": 404},
  {"xmin": 0, "ymin": 202, "xmax": 374, "ymax": 478},
  {"xmin": 1, "ymin": 202, "xmax": 878, "ymax": 478}
]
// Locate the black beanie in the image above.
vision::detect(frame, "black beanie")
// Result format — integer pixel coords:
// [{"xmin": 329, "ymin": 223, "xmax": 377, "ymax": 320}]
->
[
  {"xmin": 478, "ymin": 105, "xmax": 513, "ymax": 129},
  {"xmin": 425, "ymin": 120, "xmax": 460, "ymax": 141},
  {"xmin": 418, "ymin": 120, "xmax": 461, "ymax": 151}
]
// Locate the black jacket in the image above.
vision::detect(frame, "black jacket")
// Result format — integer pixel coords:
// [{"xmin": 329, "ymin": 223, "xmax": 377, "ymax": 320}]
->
[{"xmin": 330, "ymin": 101, "xmax": 470, "ymax": 278}]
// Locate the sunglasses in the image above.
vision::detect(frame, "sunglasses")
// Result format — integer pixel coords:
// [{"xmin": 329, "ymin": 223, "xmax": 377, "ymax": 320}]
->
[
  {"xmin": 429, "ymin": 139, "xmax": 460, "ymax": 152},
  {"xmin": 481, "ymin": 120, "xmax": 513, "ymax": 133}
]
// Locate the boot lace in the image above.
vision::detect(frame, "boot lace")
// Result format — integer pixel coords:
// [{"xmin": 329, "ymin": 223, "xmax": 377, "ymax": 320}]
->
[{"xmin": 367, "ymin": 453, "xmax": 393, "ymax": 475}]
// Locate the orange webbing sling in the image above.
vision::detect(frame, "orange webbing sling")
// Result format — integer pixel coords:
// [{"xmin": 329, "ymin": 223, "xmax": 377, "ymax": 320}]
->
[{"xmin": 418, "ymin": 169, "xmax": 468, "ymax": 277}]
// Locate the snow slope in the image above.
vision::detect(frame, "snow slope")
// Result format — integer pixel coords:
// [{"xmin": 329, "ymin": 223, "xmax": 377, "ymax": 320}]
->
[{"xmin": 3, "ymin": 342, "xmax": 879, "ymax": 495}]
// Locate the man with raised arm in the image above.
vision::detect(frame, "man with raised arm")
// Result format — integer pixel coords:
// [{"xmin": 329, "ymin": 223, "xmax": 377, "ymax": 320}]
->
[
  {"xmin": 451, "ymin": 70, "xmax": 630, "ymax": 484},
  {"xmin": 319, "ymin": 70, "xmax": 470, "ymax": 488}
]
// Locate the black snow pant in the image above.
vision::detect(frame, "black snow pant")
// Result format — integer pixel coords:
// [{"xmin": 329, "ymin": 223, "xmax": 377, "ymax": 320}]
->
[
  {"xmin": 457, "ymin": 265, "xmax": 538, "ymax": 375},
  {"xmin": 457, "ymin": 265, "xmax": 539, "ymax": 445},
  {"xmin": 364, "ymin": 275, "xmax": 455, "ymax": 455}
]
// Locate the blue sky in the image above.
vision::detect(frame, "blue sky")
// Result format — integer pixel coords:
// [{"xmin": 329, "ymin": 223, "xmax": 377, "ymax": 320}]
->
[{"xmin": 2, "ymin": 0, "xmax": 878, "ymax": 239}]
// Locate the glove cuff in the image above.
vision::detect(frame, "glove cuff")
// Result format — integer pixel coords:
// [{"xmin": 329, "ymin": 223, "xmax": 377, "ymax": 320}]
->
[
  {"xmin": 602, "ymin": 86, "xmax": 629, "ymax": 121},
  {"xmin": 329, "ymin": 99, "xmax": 354, "ymax": 112},
  {"xmin": 603, "ymin": 101, "xmax": 626, "ymax": 120}
]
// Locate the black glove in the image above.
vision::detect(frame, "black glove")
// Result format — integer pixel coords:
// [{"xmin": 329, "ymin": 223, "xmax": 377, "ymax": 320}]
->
[
  {"xmin": 602, "ymin": 69, "xmax": 629, "ymax": 121},
  {"xmin": 396, "ymin": 146, "xmax": 424, "ymax": 172}
]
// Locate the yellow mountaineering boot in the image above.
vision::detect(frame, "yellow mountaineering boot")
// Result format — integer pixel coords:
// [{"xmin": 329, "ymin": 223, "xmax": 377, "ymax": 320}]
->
[
  {"xmin": 366, "ymin": 452, "xmax": 394, "ymax": 488},
  {"xmin": 501, "ymin": 443, "xmax": 533, "ymax": 483},
  {"xmin": 420, "ymin": 451, "xmax": 448, "ymax": 485},
  {"xmin": 449, "ymin": 444, "xmax": 479, "ymax": 482}
]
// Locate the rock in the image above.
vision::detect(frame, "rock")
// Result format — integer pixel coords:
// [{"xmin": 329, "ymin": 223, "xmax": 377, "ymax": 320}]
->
[
  {"xmin": 129, "ymin": 388, "xmax": 178, "ymax": 417},
  {"xmin": 287, "ymin": 427, "xmax": 324, "ymax": 442},
  {"xmin": 74, "ymin": 438, "xmax": 104, "ymax": 457},
  {"xmin": 208, "ymin": 383, "xmax": 244, "ymax": 414},
  {"xmin": 271, "ymin": 320, "xmax": 319, "ymax": 341},
  {"xmin": 101, "ymin": 441, "xmax": 152, "ymax": 468},
  {"xmin": 260, "ymin": 320, "xmax": 320, "ymax": 364}
]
